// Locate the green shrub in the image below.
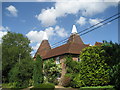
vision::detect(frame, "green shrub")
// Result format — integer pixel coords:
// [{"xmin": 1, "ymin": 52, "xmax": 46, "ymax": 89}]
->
[
  {"xmin": 77, "ymin": 46, "xmax": 110, "ymax": 87},
  {"xmin": 31, "ymin": 83, "xmax": 55, "ymax": 90},
  {"xmin": 9, "ymin": 59, "xmax": 34, "ymax": 88},
  {"xmin": 66, "ymin": 46, "xmax": 111, "ymax": 88},
  {"xmin": 43, "ymin": 59, "xmax": 61, "ymax": 85},
  {"xmin": 110, "ymin": 63, "xmax": 120, "ymax": 90},
  {"xmin": 61, "ymin": 74, "xmax": 71, "ymax": 87},
  {"xmin": 65, "ymin": 56, "xmax": 80, "ymax": 74},
  {"xmin": 65, "ymin": 56, "xmax": 82, "ymax": 88},
  {"xmin": 2, "ymin": 83, "xmax": 18, "ymax": 88}
]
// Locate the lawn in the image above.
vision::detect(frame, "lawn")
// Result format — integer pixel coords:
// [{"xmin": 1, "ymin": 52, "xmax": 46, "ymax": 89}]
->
[{"xmin": 80, "ymin": 85, "xmax": 115, "ymax": 90}]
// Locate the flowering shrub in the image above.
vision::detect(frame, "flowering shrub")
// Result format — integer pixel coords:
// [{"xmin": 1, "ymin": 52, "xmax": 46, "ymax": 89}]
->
[{"xmin": 43, "ymin": 59, "xmax": 61, "ymax": 85}]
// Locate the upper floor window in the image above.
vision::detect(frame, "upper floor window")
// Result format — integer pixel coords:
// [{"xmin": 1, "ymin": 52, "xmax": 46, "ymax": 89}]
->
[{"xmin": 56, "ymin": 57, "xmax": 60, "ymax": 64}]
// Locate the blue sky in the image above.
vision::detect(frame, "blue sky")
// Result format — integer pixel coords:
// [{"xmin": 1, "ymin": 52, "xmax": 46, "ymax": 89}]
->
[{"xmin": 1, "ymin": 1, "xmax": 119, "ymax": 56}]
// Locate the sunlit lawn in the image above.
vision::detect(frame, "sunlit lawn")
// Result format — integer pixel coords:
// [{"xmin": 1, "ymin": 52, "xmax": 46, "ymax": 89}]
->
[{"xmin": 80, "ymin": 85, "xmax": 114, "ymax": 90}]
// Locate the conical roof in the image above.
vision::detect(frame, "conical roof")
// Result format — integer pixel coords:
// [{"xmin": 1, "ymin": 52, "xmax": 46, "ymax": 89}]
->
[
  {"xmin": 35, "ymin": 40, "xmax": 51, "ymax": 58},
  {"xmin": 34, "ymin": 31, "xmax": 51, "ymax": 58},
  {"xmin": 67, "ymin": 25, "xmax": 84, "ymax": 44},
  {"xmin": 34, "ymin": 25, "xmax": 87, "ymax": 60}
]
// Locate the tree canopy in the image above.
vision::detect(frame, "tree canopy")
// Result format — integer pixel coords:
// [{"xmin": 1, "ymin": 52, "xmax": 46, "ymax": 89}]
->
[
  {"xmin": 102, "ymin": 41, "xmax": 120, "ymax": 89},
  {"xmin": 2, "ymin": 32, "xmax": 32, "ymax": 82},
  {"xmin": 102, "ymin": 41, "xmax": 120, "ymax": 66}
]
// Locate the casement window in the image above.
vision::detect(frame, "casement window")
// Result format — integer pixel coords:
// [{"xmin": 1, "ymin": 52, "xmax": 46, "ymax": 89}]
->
[{"xmin": 56, "ymin": 57, "xmax": 60, "ymax": 64}]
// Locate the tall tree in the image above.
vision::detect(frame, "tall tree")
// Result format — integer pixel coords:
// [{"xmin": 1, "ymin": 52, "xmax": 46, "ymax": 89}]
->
[
  {"xmin": 102, "ymin": 41, "xmax": 120, "ymax": 89},
  {"xmin": 102, "ymin": 41, "xmax": 120, "ymax": 66},
  {"xmin": 33, "ymin": 55, "xmax": 43, "ymax": 86},
  {"xmin": 2, "ymin": 32, "xmax": 32, "ymax": 82}
]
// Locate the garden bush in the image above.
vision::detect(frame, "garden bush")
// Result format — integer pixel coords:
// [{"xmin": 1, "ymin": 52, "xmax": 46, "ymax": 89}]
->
[
  {"xmin": 110, "ymin": 63, "xmax": 120, "ymax": 90},
  {"xmin": 2, "ymin": 83, "xmax": 18, "ymax": 88},
  {"xmin": 65, "ymin": 56, "xmax": 80, "ymax": 74},
  {"xmin": 43, "ymin": 59, "xmax": 61, "ymax": 85},
  {"xmin": 65, "ymin": 56, "xmax": 81, "ymax": 88},
  {"xmin": 77, "ymin": 46, "xmax": 110, "ymax": 87},
  {"xmin": 31, "ymin": 83, "xmax": 55, "ymax": 90},
  {"xmin": 60, "ymin": 74, "xmax": 71, "ymax": 87},
  {"xmin": 65, "ymin": 46, "xmax": 111, "ymax": 88},
  {"xmin": 9, "ymin": 58, "xmax": 34, "ymax": 88}
]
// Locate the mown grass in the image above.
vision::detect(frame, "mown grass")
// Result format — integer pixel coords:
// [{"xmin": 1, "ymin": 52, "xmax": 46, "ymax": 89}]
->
[{"xmin": 80, "ymin": 85, "xmax": 115, "ymax": 90}]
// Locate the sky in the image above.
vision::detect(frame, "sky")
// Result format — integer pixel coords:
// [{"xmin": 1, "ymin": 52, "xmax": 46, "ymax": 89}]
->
[{"xmin": 1, "ymin": 0, "xmax": 119, "ymax": 56}]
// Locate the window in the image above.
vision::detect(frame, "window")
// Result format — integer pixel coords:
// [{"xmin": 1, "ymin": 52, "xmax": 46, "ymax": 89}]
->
[
  {"xmin": 56, "ymin": 57, "xmax": 60, "ymax": 64},
  {"xmin": 77, "ymin": 58, "xmax": 80, "ymax": 62}
]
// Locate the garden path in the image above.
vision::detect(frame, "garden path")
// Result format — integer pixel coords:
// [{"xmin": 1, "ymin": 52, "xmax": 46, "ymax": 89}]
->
[{"xmin": 55, "ymin": 85, "xmax": 78, "ymax": 90}]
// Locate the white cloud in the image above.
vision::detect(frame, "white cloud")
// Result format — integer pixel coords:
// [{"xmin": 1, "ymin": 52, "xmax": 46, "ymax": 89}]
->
[
  {"xmin": 89, "ymin": 18, "xmax": 103, "ymax": 25},
  {"xmin": 36, "ymin": 0, "xmax": 56, "ymax": 1},
  {"xmin": 26, "ymin": 25, "xmax": 68, "ymax": 43},
  {"xmin": 0, "ymin": 26, "xmax": 9, "ymax": 43},
  {"xmin": 6, "ymin": 5, "xmax": 18, "ymax": 17},
  {"xmin": 55, "ymin": 26, "xmax": 68, "ymax": 37},
  {"xmin": 36, "ymin": 0, "xmax": 118, "ymax": 26},
  {"xmin": 26, "ymin": 30, "xmax": 44, "ymax": 43},
  {"xmin": 32, "ymin": 43, "xmax": 40, "ymax": 51},
  {"xmin": 76, "ymin": 17, "xmax": 86, "ymax": 26},
  {"xmin": 35, "ymin": 7, "xmax": 57, "ymax": 27},
  {"xmin": 0, "ymin": 26, "xmax": 10, "ymax": 31},
  {"xmin": 2, "ymin": 0, "xmax": 120, "ymax": 2},
  {"xmin": 26, "ymin": 25, "xmax": 68, "ymax": 53}
]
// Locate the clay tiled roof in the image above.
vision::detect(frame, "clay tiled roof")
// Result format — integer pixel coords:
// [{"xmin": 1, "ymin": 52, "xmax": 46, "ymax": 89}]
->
[
  {"xmin": 34, "ymin": 40, "xmax": 51, "ymax": 58},
  {"xmin": 43, "ymin": 42, "xmax": 88, "ymax": 59},
  {"xmin": 67, "ymin": 34, "xmax": 84, "ymax": 44},
  {"xmin": 95, "ymin": 42, "xmax": 102, "ymax": 46},
  {"xmin": 35, "ymin": 32, "xmax": 90, "ymax": 60}
]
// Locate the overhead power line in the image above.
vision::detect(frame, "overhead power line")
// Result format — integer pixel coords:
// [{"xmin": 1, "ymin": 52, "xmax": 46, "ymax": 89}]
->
[
  {"xmin": 51, "ymin": 13, "xmax": 120, "ymax": 48},
  {"xmin": 80, "ymin": 15, "xmax": 120, "ymax": 36}
]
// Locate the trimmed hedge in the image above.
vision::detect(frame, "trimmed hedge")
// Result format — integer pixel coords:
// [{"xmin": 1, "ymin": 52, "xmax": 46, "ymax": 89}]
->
[
  {"xmin": 31, "ymin": 83, "xmax": 55, "ymax": 90},
  {"xmin": 77, "ymin": 46, "xmax": 110, "ymax": 87},
  {"xmin": 65, "ymin": 46, "xmax": 111, "ymax": 88}
]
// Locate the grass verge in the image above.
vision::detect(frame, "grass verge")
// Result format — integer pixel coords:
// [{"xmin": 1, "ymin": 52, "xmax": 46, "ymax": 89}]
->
[{"xmin": 80, "ymin": 85, "xmax": 114, "ymax": 90}]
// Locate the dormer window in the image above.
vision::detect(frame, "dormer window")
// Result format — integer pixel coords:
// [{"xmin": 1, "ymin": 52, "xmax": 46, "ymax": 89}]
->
[{"xmin": 56, "ymin": 57, "xmax": 60, "ymax": 64}]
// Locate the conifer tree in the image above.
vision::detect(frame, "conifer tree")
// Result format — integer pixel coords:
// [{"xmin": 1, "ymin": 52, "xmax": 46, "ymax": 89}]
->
[{"xmin": 33, "ymin": 55, "xmax": 43, "ymax": 85}]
